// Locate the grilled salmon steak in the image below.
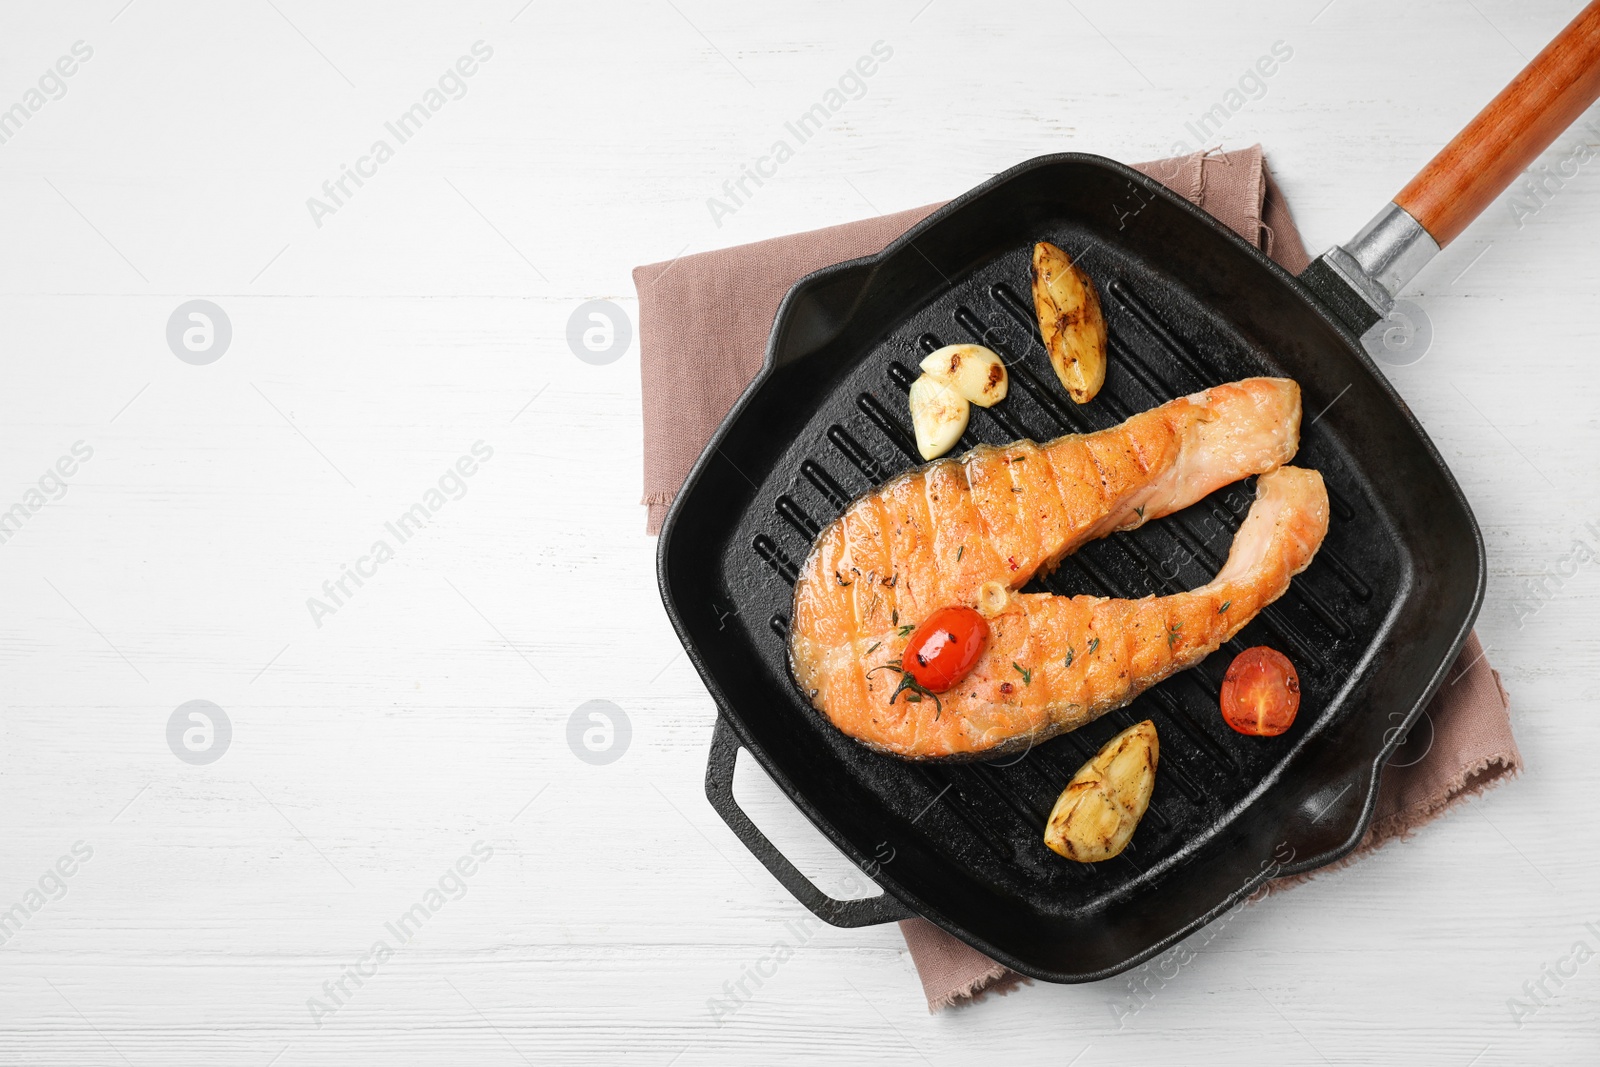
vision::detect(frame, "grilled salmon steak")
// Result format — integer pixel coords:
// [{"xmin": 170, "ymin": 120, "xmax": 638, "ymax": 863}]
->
[{"xmin": 788, "ymin": 378, "xmax": 1327, "ymax": 759}]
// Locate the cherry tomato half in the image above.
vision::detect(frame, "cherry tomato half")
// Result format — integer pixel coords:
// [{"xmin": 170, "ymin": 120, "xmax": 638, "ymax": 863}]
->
[
  {"xmin": 901, "ymin": 606, "xmax": 990, "ymax": 692},
  {"xmin": 1220, "ymin": 646, "xmax": 1301, "ymax": 737}
]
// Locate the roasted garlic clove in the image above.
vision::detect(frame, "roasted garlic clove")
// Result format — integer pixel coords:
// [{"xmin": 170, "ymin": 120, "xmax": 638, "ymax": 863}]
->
[
  {"xmin": 975, "ymin": 580, "xmax": 1009, "ymax": 619},
  {"xmin": 908, "ymin": 373, "xmax": 970, "ymax": 460},
  {"xmin": 1043, "ymin": 720, "xmax": 1158, "ymax": 862},
  {"xmin": 919, "ymin": 344, "xmax": 1009, "ymax": 408},
  {"xmin": 1031, "ymin": 241, "xmax": 1107, "ymax": 404}
]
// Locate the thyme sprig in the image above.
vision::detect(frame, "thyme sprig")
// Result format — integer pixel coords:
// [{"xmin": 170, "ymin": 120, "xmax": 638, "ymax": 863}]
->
[{"xmin": 867, "ymin": 663, "xmax": 943, "ymax": 717}]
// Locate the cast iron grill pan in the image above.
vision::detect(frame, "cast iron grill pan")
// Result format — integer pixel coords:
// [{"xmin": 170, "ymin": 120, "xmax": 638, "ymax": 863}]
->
[{"xmin": 659, "ymin": 153, "xmax": 1483, "ymax": 982}]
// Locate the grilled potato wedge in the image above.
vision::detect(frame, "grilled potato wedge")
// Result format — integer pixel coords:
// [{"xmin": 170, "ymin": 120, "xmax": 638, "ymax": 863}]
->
[
  {"xmin": 1044, "ymin": 720, "xmax": 1158, "ymax": 862},
  {"xmin": 1031, "ymin": 241, "xmax": 1107, "ymax": 404},
  {"xmin": 908, "ymin": 373, "xmax": 969, "ymax": 460},
  {"xmin": 919, "ymin": 344, "xmax": 1008, "ymax": 408}
]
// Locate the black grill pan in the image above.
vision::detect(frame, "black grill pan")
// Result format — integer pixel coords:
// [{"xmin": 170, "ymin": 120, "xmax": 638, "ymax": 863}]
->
[{"xmin": 658, "ymin": 11, "xmax": 1600, "ymax": 982}]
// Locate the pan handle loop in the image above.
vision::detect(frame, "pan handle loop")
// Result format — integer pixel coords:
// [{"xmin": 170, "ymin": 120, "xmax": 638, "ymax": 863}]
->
[{"xmin": 704, "ymin": 716, "xmax": 914, "ymax": 928}]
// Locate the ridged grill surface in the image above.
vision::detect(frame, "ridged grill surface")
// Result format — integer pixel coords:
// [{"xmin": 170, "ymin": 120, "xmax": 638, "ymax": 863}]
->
[{"xmin": 724, "ymin": 244, "xmax": 1400, "ymax": 907}]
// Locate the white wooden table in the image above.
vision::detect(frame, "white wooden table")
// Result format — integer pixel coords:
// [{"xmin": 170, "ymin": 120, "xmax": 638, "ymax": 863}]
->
[{"xmin": 1, "ymin": 0, "xmax": 1597, "ymax": 1062}]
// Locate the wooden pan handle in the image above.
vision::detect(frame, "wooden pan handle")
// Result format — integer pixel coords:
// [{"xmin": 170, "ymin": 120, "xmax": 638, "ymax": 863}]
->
[{"xmin": 1395, "ymin": 0, "xmax": 1600, "ymax": 247}]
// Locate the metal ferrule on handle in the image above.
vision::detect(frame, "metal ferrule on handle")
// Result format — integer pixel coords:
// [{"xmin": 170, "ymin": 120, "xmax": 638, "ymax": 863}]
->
[{"xmin": 1316, "ymin": 203, "xmax": 1439, "ymax": 319}]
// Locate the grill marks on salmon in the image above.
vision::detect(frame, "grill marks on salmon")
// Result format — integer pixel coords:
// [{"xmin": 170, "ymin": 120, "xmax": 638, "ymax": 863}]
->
[
  {"xmin": 846, "ymin": 466, "xmax": 1327, "ymax": 758},
  {"xmin": 788, "ymin": 378, "xmax": 1326, "ymax": 760}
]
